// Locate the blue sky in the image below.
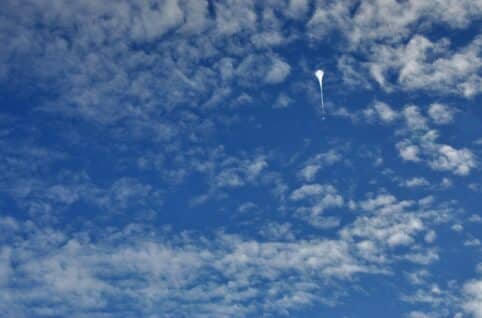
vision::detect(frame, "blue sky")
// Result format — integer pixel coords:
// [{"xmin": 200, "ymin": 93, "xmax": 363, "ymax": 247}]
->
[{"xmin": 1, "ymin": 0, "xmax": 482, "ymax": 317}]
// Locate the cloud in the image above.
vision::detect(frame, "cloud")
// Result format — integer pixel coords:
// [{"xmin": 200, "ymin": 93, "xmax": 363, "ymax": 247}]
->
[
  {"xmin": 0, "ymin": 218, "xmax": 376, "ymax": 317},
  {"xmin": 463, "ymin": 279, "xmax": 482, "ymax": 318},
  {"xmin": 251, "ymin": 31, "xmax": 286, "ymax": 49},
  {"xmin": 429, "ymin": 145, "xmax": 477, "ymax": 176},
  {"xmin": 130, "ymin": 0, "xmax": 185, "ymax": 41},
  {"xmin": 0, "ymin": 1, "xmax": 480, "ymax": 317},
  {"xmin": 259, "ymin": 222, "xmax": 295, "ymax": 241},
  {"xmin": 364, "ymin": 35, "xmax": 482, "ymax": 97},
  {"xmin": 287, "ymin": 0, "xmax": 310, "ymax": 19},
  {"xmin": 395, "ymin": 105, "xmax": 477, "ymax": 175},
  {"xmin": 404, "ymin": 177, "xmax": 430, "ymax": 188},
  {"xmin": 407, "ymin": 311, "xmax": 434, "ymax": 318},
  {"xmin": 0, "ymin": 198, "xmax": 453, "ymax": 316},
  {"xmin": 264, "ymin": 58, "xmax": 291, "ymax": 84},
  {"xmin": 348, "ymin": 0, "xmax": 482, "ymax": 47},
  {"xmin": 364, "ymin": 101, "xmax": 399, "ymax": 123},
  {"xmin": 214, "ymin": 0, "xmax": 256, "ymax": 36},
  {"xmin": 424, "ymin": 230, "xmax": 437, "ymax": 243},
  {"xmin": 290, "ymin": 184, "xmax": 342, "ymax": 208},
  {"xmin": 403, "ymin": 105, "xmax": 428, "ymax": 131},
  {"xmin": 273, "ymin": 93, "xmax": 293, "ymax": 109},
  {"xmin": 401, "ymin": 137, "xmax": 478, "ymax": 176},
  {"xmin": 213, "ymin": 155, "xmax": 268, "ymax": 189},
  {"xmin": 321, "ymin": 1, "xmax": 482, "ymax": 95},
  {"xmin": 236, "ymin": 54, "xmax": 291, "ymax": 87},
  {"xmin": 397, "ymin": 142, "xmax": 421, "ymax": 162},
  {"xmin": 0, "ymin": 248, "xmax": 12, "ymax": 287},
  {"xmin": 297, "ymin": 150, "xmax": 342, "ymax": 181},
  {"xmin": 428, "ymin": 103, "xmax": 454, "ymax": 124},
  {"xmin": 291, "ymin": 184, "xmax": 326, "ymax": 200},
  {"xmin": 359, "ymin": 194, "xmax": 397, "ymax": 211},
  {"xmin": 342, "ymin": 193, "xmax": 426, "ymax": 250}
]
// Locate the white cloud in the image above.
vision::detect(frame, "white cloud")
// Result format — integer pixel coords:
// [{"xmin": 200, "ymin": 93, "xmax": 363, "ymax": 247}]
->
[
  {"xmin": 441, "ymin": 177, "xmax": 453, "ymax": 188},
  {"xmin": 130, "ymin": 0, "xmax": 185, "ymax": 41},
  {"xmin": 298, "ymin": 164, "xmax": 321, "ymax": 182},
  {"xmin": 0, "ymin": 218, "xmax": 382, "ymax": 317},
  {"xmin": 403, "ymin": 105, "xmax": 428, "ymax": 130},
  {"xmin": 451, "ymin": 224, "xmax": 463, "ymax": 232},
  {"xmin": 407, "ymin": 311, "xmax": 433, "ymax": 318},
  {"xmin": 397, "ymin": 142, "xmax": 421, "ymax": 162},
  {"xmin": 306, "ymin": 1, "xmax": 352, "ymax": 40},
  {"xmin": 359, "ymin": 33, "xmax": 482, "ymax": 97},
  {"xmin": 287, "ymin": 0, "xmax": 310, "ymax": 19},
  {"xmin": 463, "ymin": 279, "xmax": 482, "ymax": 318},
  {"xmin": 342, "ymin": 193, "xmax": 427, "ymax": 252},
  {"xmin": 364, "ymin": 101, "xmax": 399, "ymax": 123},
  {"xmin": 464, "ymin": 238, "xmax": 481, "ymax": 246},
  {"xmin": 395, "ymin": 106, "xmax": 477, "ymax": 176},
  {"xmin": 259, "ymin": 222, "xmax": 295, "ymax": 241},
  {"xmin": 424, "ymin": 230, "xmax": 437, "ymax": 243},
  {"xmin": 429, "ymin": 145, "xmax": 476, "ymax": 176},
  {"xmin": 348, "ymin": 0, "xmax": 482, "ymax": 48},
  {"xmin": 428, "ymin": 103, "xmax": 454, "ymax": 124},
  {"xmin": 251, "ymin": 31, "xmax": 285, "ymax": 49},
  {"xmin": 246, "ymin": 157, "xmax": 268, "ymax": 179},
  {"xmin": 95, "ymin": 177, "xmax": 162, "ymax": 213},
  {"xmin": 373, "ymin": 102, "xmax": 398, "ymax": 123},
  {"xmin": 402, "ymin": 250, "xmax": 439, "ymax": 265},
  {"xmin": 0, "ymin": 2, "xmax": 479, "ymax": 317},
  {"xmin": 264, "ymin": 58, "xmax": 291, "ymax": 84},
  {"xmin": 288, "ymin": 183, "xmax": 344, "ymax": 229},
  {"xmin": 0, "ymin": 248, "xmax": 12, "ymax": 287},
  {"xmin": 359, "ymin": 194, "xmax": 397, "ymax": 211},
  {"xmin": 404, "ymin": 177, "xmax": 429, "ymax": 188},
  {"xmin": 46, "ymin": 184, "xmax": 80, "ymax": 204},
  {"xmin": 298, "ymin": 150, "xmax": 342, "ymax": 181},
  {"xmin": 214, "ymin": 0, "xmax": 257, "ymax": 36},
  {"xmin": 469, "ymin": 215, "xmax": 482, "ymax": 223},
  {"xmin": 178, "ymin": 0, "xmax": 210, "ymax": 34},
  {"xmin": 213, "ymin": 155, "xmax": 268, "ymax": 189},
  {"xmin": 273, "ymin": 93, "xmax": 293, "ymax": 109},
  {"xmin": 236, "ymin": 54, "xmax": 291, "ymax": 87},
  {"xmin": 291, "ymin": 184, "xmax": 327, "ymax": 201},
  {"xmin": 290, "ymin": 184, "xmax": 342, "ymax": 208}
]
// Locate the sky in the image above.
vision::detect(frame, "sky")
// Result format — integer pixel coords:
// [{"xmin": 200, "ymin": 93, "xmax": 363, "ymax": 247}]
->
[{"xmin": 0, "ymin": 0, "xmax": 482, "ymax": 317}]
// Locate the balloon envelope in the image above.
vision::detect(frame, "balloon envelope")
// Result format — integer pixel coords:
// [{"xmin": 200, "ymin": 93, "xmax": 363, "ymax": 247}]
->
[{"xmin": 315, "ymin": 69, "xmax": 324, "ymax": 83}]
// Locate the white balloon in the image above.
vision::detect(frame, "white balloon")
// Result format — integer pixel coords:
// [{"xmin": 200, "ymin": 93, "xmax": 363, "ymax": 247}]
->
[
  {"xmin": 315, "ymin": 70, "xmax": 324, "ymax": 83},
  {"xmin": 314, "ymin": 69, "xmax": 325, "ymax": 119}
]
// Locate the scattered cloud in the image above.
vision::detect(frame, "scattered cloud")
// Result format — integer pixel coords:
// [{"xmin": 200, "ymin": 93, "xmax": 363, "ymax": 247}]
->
[
  {"xmin": 297, "ymin": 150, "xmax": 342, "ymax": 181},
  {"xmin": 428, "ymin": 103, "xmax": 454, "ymax": 125},
  {"xmin": 0, "ymin": 1, "xmax": 480, "ymax": 317},
  {"xmin": 463, "ymin": 279, "xmax": 482, "ymax": 318},
  {"xmin": 364, "ymin": 101, "xmax": 399, "ymax": 124},
  {"xmin": 404, "ymin": 177, "xmax": 430, "ymax": 188}
]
